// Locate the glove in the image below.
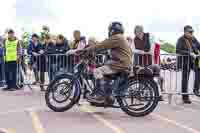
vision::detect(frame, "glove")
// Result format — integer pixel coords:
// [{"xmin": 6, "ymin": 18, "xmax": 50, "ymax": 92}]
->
[
  {"xmin": 191, "ymin": 53, "xmax": 197, "ymax": 58},
  {"xmin": 66, "ymin": 49, "xmax": 77, "ymax": 55},
  {"xmin": 39, "ymin": 50, "xmax": 44, "ymax": 54},
  {"xmin": 32, "ymin": 52, "xmax": 39, "ymax": 56}
]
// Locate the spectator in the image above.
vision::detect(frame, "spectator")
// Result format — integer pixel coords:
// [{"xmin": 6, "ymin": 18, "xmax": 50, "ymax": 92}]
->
[
  {"xmin": 46, "ymin": 34, "xmax": 70, "ymax": 81},
  {"xmin": 52, "ymin": 35, "xmax": 57, "ymax": 45},
  {"xmin": 0, "ymin": 43, "xmax": 4, "ymax": 87},
  {"xmin": 134, "ymin": 26, "xmax": 164, "ymax": 101},
  {"xmin": 134, "ymin": 25, "xmax": 154, "ymax": 66},
  {"xmin": 40, "ymin": 25, "xmax": 50, "ymax": 44},
  {"xmin": 56, "ymin": 34, "xmax": 70, "ymax": 71},
  {"xmin": 176, "ymin": 25, "xmax": 200, "ymax": 104},
  {"xmin": 46, "ymin": 36, "xmax": 59, "ymax": 81},
  {"xmin": 45, "ymin": 36, "xmax": 56, "ymax": 81},
  {"xmin": 3, "ymin": 29, "xmax": 21, "ymax": 91},
  {"xmin": 71, "ymin": 30, "xmax": 81, "ymax": 49},
  {"xmin": 27, "ymin": 34, "xmax": 45, "ymax": 91},
  {"xmin": 153, "ymin": 40, "xmax": 161, "ymax": 65},
  {"xmin": 42, "ymin": 26, "xmax": 50, "ymax": 34},
  {"xmin": 71, "ymin": 30, "xmax": 86, "ymax": 50},
  {"xmin": 69, "ymin": 30, "xmax": 87, "ymax": 72},
  {"xmin": 38, "ymin": 35, "xmax": 51, "ymax": 90},
  {"xmin": 28, "ymin": 34, "xmax": 40, "ymax": 84}
]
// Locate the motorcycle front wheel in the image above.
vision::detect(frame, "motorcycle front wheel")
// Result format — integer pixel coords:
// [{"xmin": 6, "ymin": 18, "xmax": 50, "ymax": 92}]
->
[{"xmin": 45, "ymin": 74, "xmax": 81, "ymax": 112}]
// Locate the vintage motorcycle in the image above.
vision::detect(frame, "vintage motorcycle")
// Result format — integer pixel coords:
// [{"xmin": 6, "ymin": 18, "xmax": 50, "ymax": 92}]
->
[{"xmin": 45, "ymin": 51, "xmax": 160, "ymax": 117}]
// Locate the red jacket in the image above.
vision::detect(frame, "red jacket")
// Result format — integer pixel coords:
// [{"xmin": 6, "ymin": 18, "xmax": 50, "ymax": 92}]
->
[{"xmin": 154, "ymin": 43, "xmax": 160, "ymax": 64}]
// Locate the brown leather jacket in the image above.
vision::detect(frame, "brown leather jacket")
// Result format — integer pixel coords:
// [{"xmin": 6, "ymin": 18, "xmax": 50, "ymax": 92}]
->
[{"xmin": 86, "ymin": 34, "xmax": 132, "ymax": 72}]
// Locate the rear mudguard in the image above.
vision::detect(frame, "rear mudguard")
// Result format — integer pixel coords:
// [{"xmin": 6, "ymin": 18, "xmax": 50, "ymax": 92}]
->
[{"xmin": 128, "ymin": 76, "xmax": 160, "ymax": 96}]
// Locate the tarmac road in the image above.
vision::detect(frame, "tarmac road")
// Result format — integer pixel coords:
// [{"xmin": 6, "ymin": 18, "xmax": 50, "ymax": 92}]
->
[{"xmin": 0, "ymin": 87, "xmax": 200, "ymax": 133}]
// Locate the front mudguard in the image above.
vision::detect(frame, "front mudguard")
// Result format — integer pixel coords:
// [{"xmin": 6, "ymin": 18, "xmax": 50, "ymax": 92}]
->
[{"xmin": 48, "ymin": 72, "xmax": 81, "ymax": 104}]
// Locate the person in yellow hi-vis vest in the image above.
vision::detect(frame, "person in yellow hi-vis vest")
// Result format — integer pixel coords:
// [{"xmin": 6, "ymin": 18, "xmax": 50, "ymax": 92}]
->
[{"xmin": 3, "ymin": 29, "xmax": 21, "ymax": 91}]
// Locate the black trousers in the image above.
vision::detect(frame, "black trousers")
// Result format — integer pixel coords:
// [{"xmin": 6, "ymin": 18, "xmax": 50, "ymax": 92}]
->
[
  {"xmin": 182, "ymin": 69, "xmax": 190, "ymax": 99},
  {"xmin": 5, "ymin": 61, "xmax": 17, "ymax": 89},
  {"xmin": 182, "ymin": 69, "xmax": 200, "ymax": 99},
  {"xmin": 194, "ymin": 70, "xmax": 200, "ymax": 90},
  {"xmin": 34, "ymin": 70, "xmax": 45, "ymax": 84},
  {"xmin": 0, "ymin": 64, "xmax": 3, "ymax": 81}
]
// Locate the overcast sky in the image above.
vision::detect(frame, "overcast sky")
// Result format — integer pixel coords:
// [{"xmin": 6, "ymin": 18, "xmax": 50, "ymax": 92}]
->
[{"xmin": 1, "ymin": 0, "xmax": 200, "ymax": 42}]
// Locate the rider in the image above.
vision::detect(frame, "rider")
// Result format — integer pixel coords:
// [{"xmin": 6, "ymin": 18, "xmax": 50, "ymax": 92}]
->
[{"xmin": 82, "ymin": 22, "xmax": 132, "ymax": 103}]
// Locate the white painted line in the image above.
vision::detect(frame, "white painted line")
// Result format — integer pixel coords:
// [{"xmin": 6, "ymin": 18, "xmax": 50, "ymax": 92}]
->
[
  {"xmin": 29, "ymin": 111, "xmax": 45, "ymax": 133},
  {"xmin": 152, "ymin": 114, "xmax": 200, "ymax": 133},
  {"xmin": 0, "ymin": 128, "xmax": 16, "ymax": 133},
  {"xmin": 80, "ymin": 105, "xmax": 125, "ymax": 133}
]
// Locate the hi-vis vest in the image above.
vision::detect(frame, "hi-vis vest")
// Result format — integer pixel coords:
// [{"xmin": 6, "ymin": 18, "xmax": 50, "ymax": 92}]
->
[{"xmin": 5, "ymin": 39, "xmax": 18, "ymax": 62}]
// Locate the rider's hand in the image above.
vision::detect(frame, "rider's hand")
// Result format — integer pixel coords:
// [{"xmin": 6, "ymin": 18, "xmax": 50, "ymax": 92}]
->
[
  {"xmin": 139, "ymin": 51, "xmax": 145, "ymax": 55},
  {"xmin": 39, "ymin": 50, "xmax": 44, "ymax": 54},
  {"xmin": 66, "ymin": 49, "xmax": 76, "ymax": 55},
  {"xmin": 191, "ymin": 53, "xmax": 197, "ymax": 58},
  {"xmin": 78, "ymin": 49, "xmax": 86, "ymax": 54},
  {"xmin": 32, "ymin": 52, "xmax": 39, "ymax": 56}
]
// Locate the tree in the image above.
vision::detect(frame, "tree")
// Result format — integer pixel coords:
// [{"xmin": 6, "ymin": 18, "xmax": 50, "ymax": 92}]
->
[{"xmin": 160, "ymin": 41, "xmax": 176, "ymax": 53}]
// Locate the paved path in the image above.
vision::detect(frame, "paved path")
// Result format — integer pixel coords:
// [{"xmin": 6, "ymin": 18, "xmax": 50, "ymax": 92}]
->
[{"xmin": 0, "ymin": 87, "xmax": 200, "ymax": 133}]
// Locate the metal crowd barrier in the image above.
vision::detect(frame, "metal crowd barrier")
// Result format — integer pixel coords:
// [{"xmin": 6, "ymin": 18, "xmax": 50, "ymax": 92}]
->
[
  {"xmin": 0, "ymin": 58, "xmax": 5, "ymax": 87},
  {"xmin": 16, "ymin": 53, "xmax": 107, "ymax": 90},
  {"xmin": 133, "ymin": 51, "xmax": 198, "ymax": 104},
  {"xmin": 160, "ymin": 54, "xmax": 198, "ymax": 104}
]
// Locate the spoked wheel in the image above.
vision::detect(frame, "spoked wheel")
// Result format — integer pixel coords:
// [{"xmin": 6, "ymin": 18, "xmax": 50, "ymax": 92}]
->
[
  {"xmin": 45, "ymin": 75, "xmax": 81, "ymax": 112},
  {"xmin": 117, "ymin": 77, "xmax": 159, "ymax": 117},
  {"xmin": 51, "ymin": 81, "xmax": 71, "ymax": 103}
]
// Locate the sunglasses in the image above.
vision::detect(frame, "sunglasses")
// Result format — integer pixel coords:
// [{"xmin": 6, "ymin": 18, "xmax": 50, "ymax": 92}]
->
[{"xmin": 188, "ymin": 31, "xmax": 194, "ymax": 34}]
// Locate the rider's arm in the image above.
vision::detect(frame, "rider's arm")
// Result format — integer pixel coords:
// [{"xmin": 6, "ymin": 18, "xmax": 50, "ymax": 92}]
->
[{"xmin": 85, "ymin": 35, "xmax": 120, "ymax": 52}]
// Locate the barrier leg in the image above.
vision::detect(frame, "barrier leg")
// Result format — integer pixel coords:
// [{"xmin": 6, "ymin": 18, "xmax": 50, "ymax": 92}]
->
[{"xmin": 168, "ymin": 93, "xmax": 173, "ymax": 104}]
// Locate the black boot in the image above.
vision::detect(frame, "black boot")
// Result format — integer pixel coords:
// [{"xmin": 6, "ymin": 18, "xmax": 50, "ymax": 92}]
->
[
  {"xmin": 182, "ymin": 95, "xmax": 192, "ymax": 104},
  {"xmin": 87, "ymin": 94, "xmax": 105, "ymax": 104},
  {"xmin": 40, "ymin": 85, "xmax": 45, "ymax": 92},
  {"xmin": 104, "ymin": 80, "xmax": 115, "ymax": 105},
  {"xmin": 87, "ymin": 79, "xmax": 105, "ymax": 104}
]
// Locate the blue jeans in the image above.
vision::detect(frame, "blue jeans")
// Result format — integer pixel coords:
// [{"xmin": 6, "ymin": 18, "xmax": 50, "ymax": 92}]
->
[
  {"xmin": 49, "ymin": 64, "xmax": 57, "ymax": 81},
  {"xmin": 5, "ymin": 61, "xmax": 17, "ymax": 89},
  {"xmin": 134, "ymin": 53, "xmax": 140, "ymax": 66}
]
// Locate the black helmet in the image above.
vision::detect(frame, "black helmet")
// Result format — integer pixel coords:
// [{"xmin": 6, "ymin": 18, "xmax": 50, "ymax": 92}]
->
[{"xmin": 108, "ymin": 22, "xmax": 124, "ymax": 37}]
